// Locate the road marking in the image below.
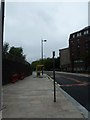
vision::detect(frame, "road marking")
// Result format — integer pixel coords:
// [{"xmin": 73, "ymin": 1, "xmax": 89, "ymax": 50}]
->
[
  {"xmin": 47, "ymin": 74, "xmax": 89, "ymax": 87},
  {"xmin": 57, "ymin": 84, "xmax": 60, "ymax": 87},
  {"xmin": 59, "ymin": 82, "xmax": 89, "ymax": 87},
  {"xmin": 60, "ymin": 75, "xmax": 85, "ymax": 83}
]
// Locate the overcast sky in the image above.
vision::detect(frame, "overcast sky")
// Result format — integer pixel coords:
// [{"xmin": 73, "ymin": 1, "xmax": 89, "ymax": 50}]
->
[{"xmin": 4, "ymin": 2, "xmax": 88, "ymax": 63}]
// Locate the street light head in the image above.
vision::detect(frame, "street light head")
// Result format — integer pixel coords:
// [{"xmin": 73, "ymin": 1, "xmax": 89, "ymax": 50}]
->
[{"xmin": 44, "ymin": 40, "xmax": 47, "ymax": 42}]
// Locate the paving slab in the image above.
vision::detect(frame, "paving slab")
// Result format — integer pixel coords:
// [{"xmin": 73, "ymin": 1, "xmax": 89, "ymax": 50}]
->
[
  {"xmin": 2, "ymin": 73, "xmax": 84, "ymax": 118},
  {"xmin": 0, "ymin": 111, "xmax": 2, "ymax": 120}
]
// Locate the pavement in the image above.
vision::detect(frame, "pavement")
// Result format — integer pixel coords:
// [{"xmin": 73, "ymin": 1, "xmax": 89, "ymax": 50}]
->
[
  {"xmin": 0, "ymin": 111, "xmax": 2, "ymax": 120},
  {"xmin": 2, "ymin": 72, "xmax": 86, "ymax": 118}
]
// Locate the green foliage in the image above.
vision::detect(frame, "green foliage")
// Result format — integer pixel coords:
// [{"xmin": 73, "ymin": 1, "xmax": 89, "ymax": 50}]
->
[
  {"xmin": 3, "ymin": 42, "xmax": 9, "ymax": 54},
  {"xmin": 31, "ymin": 57, "xmax": 60, "ymax": 71},
  {"xmin": 31, "ymin": 59, "xmax": 42, "ymax": 70},
  {"xmin": 9, "ymin": 47, "xmax": 26, "ymax": 60},
  {"xmin": 3, "ymin": 42, "xmax": 27, "ymax": 63},
  {"xmin": 43, "ymin": 58, "xmax": 53, "ymax": 70}
]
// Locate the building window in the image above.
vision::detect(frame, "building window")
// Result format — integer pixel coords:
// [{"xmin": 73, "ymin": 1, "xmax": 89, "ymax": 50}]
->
[
  {"xmin": 85, "ymin": 43, "xmax": 88, "ymax": 49},
  {"xmin": 84, "ymin": 30, "xmax": 89, "ymax": 35},
  {"xmin": 72, "ymin": 53, "xmax": 74, "ymax": 56},
  {"xmin": 77, "ymin": 38, "xmax": 79, "ymax": 42},
  {"xmin": 71, "ymin": 40, "xmax": 73, "ymax": 43},
  {"xmin": 84, "ymin": 31, "xmax": 86, "ymax": 35},
  {"xmin": 86, "ymin": 30, "xmax": 89, "ymax": 34},
  {"xmin": 73, "ymin": 34, "xmax": 75, "ymax": 38},
  {"xmin": 77, "ymin": 32, "xmax": 82, "ymax": 37},
  {"xmin": 70, "ymin": 42, "xmax": 73, "ymax": 48},
  {"xmin": 77, "ymin": 45, "xmax": 80, "ymax": 48},
  {"xmin": 79, "ymin": 32, "xmax": 82, "ymax": 36},
  {"xmin": 77, "ymin": 33, "xmax": 80, "ymax": 37}
]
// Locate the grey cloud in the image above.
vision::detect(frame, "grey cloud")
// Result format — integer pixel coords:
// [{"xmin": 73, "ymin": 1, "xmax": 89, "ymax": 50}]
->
[{"xmin": 4, "ymin": 2, "xmax": 88, "ymax": 63}]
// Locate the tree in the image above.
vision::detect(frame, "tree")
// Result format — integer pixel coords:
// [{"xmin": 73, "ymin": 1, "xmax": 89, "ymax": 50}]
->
[
  {"xmin": 31, "ymin": 60, "xmax": 42, "ymax": 71},
  {"xmin": 31, "ymin": 57, "xmax": 60, "ymax": 71},
  {"xmin": 9, "ymin": 47, "xmax": 26, "ymax": 60},
  {"xmin": 3, "ymin": 42, "xmax": 9, "ymax": 54},
  {"xmin": 43, "ymin": 58, "xmax": 53, "ymax": 70}
]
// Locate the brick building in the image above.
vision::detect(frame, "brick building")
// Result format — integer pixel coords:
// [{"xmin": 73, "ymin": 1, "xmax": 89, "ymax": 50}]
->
[
  {"xmin": 59, "ymin": 48, "xmax": 71, "ymax": 71},
  {"xmin": 69, "ymin": 26, "xmax": 90, "ymax": 72}
]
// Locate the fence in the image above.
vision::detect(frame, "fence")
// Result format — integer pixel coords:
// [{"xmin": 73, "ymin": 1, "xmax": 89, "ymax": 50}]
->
[{"xmin": 2, "ymin": 58, "xmax": 32, "ymax": 85}]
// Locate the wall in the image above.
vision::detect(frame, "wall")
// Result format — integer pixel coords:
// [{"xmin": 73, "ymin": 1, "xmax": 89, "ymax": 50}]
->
[
  {"xmin": 2, "ymin": 58, "xmax": 32, "ymax": 85},
  {"xmin": 59, "ymin": 48, "xmax": 71, "ymax": 71},
  {"xmin": 60, "ymin": 48, "xmax": 71, "ymax": 66}
]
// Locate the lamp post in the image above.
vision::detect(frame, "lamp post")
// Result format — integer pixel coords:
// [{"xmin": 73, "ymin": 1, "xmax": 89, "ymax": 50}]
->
[
  {"xmin": 1, "ymin": 1, "xmax": 5, "ymax": 111},
  {"xmin": 1, "ymin": 1, "xmax": 5, "ymax": 34},
  {"xmin": 41, "ymin": 39, "xmax": 47, "ymax": 75}
]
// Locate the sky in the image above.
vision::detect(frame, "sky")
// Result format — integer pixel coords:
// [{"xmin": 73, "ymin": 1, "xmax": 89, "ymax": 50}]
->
[{"xmin": 4, "ymin": 2, "xmax": 88, "ymax": 63}]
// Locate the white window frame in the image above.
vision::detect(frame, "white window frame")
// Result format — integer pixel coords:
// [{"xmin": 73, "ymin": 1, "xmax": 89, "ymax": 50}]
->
[
  {"xmin": 77, "ymin": 33, "xmax": 80, "ymax": 37},
  {"xmin": 73, "ymin": 34, "xmax": 75, "ymax": 38}
]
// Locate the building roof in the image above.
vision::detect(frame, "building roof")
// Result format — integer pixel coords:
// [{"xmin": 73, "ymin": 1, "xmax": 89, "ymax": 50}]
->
[
  {"xmin": 59, "ymin": 47, "xmax": 69, "ymax": 51},
  {"xmin": 82, "ymin": 26, "xmax": 90, "ymax": 30},
  {"xmin": 70, "ymin": 26, "xmax": 90, "ymax": 36}
]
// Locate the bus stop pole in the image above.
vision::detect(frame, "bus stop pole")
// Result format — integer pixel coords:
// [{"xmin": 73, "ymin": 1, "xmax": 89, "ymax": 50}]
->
[{"xmin": 53, "ymin": 51, "xmax": 56, "ymax": 102}]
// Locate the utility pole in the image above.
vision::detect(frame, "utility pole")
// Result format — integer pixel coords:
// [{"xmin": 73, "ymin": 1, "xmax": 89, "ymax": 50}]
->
[
  {"xmin": 53, "ymin": 51, "xmax": 56, "ymax": 102},
  {"xmin": 0, "ymin": 0, "xmax": 5, "ymax": 112},
  {"xmin": 41, "ymin": 39, "xmax": 47, "ymax": 75},
  {"xmin": 41, "ymin": 40, "xmax": 43, "ymax": 75},
  {"xmin": 1, "ymin": 1, "xmax": 5, "ymax": 35}
]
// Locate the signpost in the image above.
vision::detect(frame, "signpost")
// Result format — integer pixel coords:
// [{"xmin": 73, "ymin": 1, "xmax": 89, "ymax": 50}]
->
[{"xmin": 53, "ymin": 51, "xmax": 56, "ymax": 102}]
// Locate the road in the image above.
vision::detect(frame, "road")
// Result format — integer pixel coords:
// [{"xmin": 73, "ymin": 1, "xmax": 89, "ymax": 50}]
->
[{"xmin": 45, "ymin": 71, "xmax": 90, "ymax": 111}]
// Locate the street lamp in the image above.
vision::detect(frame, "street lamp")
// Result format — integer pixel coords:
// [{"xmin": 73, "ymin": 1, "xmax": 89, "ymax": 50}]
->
[
  {"xmin": 41, "ymin": 39, "xmax": 47, "ymax": 75},
  {"xmin": 1, "ymin": 1, "xmax": 5, "ymax": 31}
]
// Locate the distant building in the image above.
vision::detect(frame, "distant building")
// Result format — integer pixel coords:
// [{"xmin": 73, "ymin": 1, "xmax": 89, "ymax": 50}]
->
[
  {"xmin": 69, "ymin": 26, "xmax": 90, "ymax": 72},
  {"xmin": 59, "ymin": 48, "xmax": 71, "ymax": 71}
]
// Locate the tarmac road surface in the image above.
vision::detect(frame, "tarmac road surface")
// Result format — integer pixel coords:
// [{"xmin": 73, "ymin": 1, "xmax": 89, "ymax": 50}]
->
[{"xmin": 45, "ymin": 71, "xmax": 90, "ymax": 111}]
